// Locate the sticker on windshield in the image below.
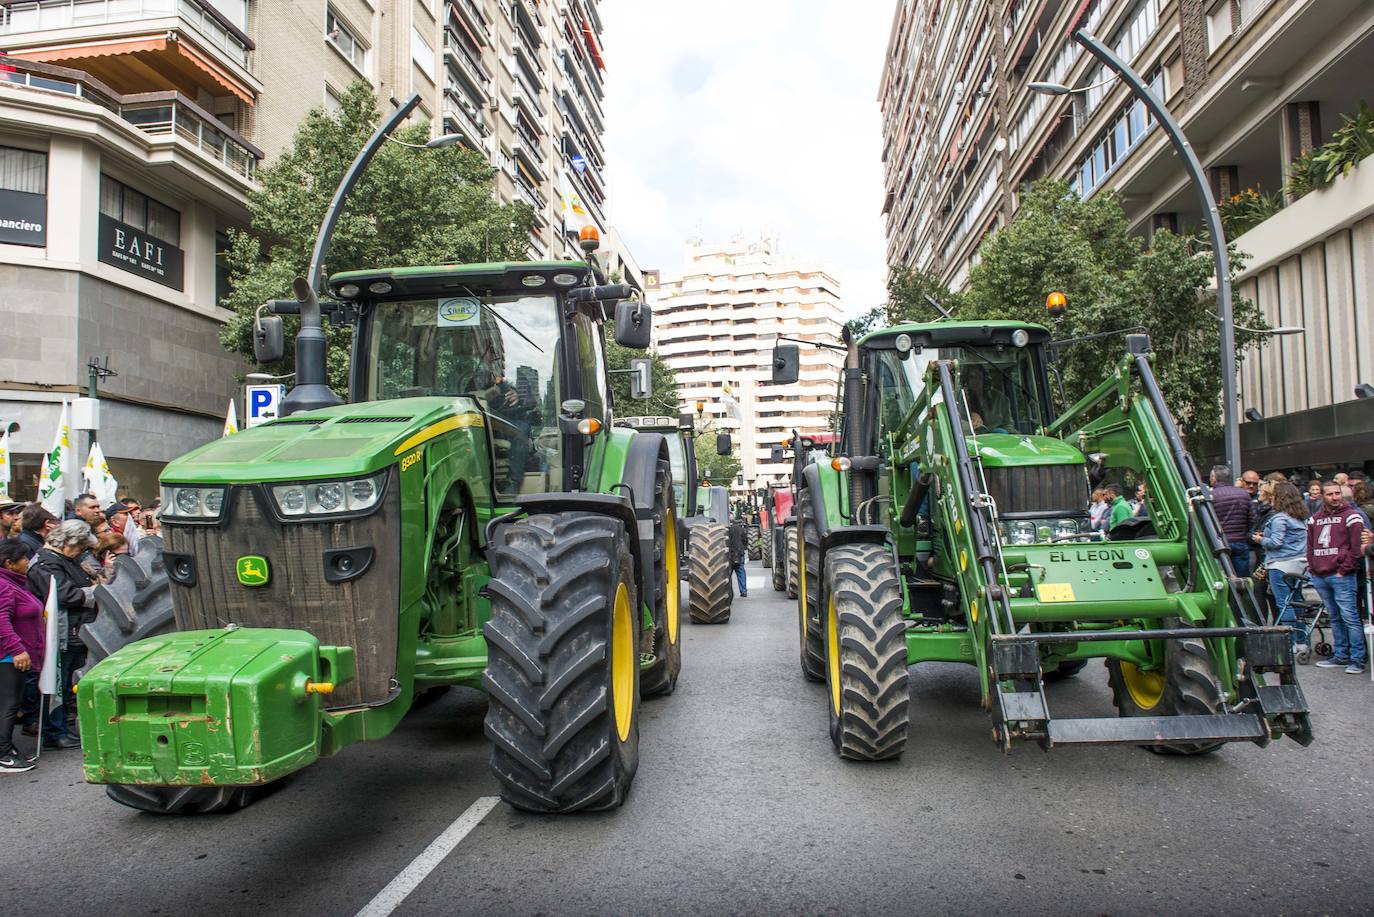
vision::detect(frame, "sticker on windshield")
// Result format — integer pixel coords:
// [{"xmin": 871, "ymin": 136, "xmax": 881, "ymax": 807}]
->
[{"xmin": 438, "ymin": 297, "xmax": 481, "ymax": 327}]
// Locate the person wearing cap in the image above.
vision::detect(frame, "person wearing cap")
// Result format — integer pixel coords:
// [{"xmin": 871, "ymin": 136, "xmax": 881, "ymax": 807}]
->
[
  {"xmin": 0, "ymin": 502, "xmax": 24, "ymax": 538},
  {"xmin": 25, "ymin": 520, "xmax": 97, "ymax": 748}
]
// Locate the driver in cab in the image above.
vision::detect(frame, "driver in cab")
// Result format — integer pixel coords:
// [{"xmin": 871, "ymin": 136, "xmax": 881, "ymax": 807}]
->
[{"xmin": 963, "ymin": 366, "xmax": 1013, "ymax": 433}]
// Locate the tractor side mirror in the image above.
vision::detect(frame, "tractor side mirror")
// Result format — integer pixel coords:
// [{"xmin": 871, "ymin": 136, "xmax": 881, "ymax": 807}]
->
[
  {"xmin": 629, "ymin": 358, "xmax": 652, "ymax": 399},
  {"xmin": 770, "ymin": 445, "xmax": 784, "ymax": 463},
  {"xmin": 771, "ymin": 344, "xmax": 799, "ymax": 384},
  {"xmin": 716, "ymin": 432, "xmax": 732, "ymax": 456},
  {"xmin": 614, "ymin": 300, "xmax": 652, "ymax": 349},
  {"xmin": 254, "ymin": 314, "xmax": 285, "ymax": 364}
]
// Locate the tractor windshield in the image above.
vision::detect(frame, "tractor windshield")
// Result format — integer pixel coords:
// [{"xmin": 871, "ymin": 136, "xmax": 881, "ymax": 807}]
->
[
  {"xmin": 368, "ymin": 295, "xmax": 563, "ymax": 498},
  {"xmin": 877, "ymin": 343, "xmax": 1045, "ymax": 436}
]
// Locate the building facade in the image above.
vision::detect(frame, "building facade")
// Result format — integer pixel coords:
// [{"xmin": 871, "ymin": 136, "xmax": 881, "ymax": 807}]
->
[
  {"xmin": 0, "ymin": 0, "xmax": 625, "ymax": 501},
  {"xmin": 879, "ymin": 0, "xmax": 1374, "ymax": 471},
  {"xmin": 650, "ymin": 238, "xmax": 846, "ymax": 494}
]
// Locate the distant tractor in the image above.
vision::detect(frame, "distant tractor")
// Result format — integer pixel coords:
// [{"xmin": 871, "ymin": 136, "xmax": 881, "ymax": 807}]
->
[
  {"xmin": 76, "ymin": 96, "xmax": 684, "ymax": 815},
  {"xmin": 773, "ymin": 315, "xmax": 1312, "ymax": 761}
]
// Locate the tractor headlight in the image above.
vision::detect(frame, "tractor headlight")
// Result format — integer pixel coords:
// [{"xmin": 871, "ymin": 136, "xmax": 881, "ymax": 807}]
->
[
  {"xmin": 1009, "ymin": 521, "xmax": 1037, "ymax": 545},
  {"xmin": 1054, "ymin": 518, "xmax": 1080, "ymax": 538},
  {"xmin": 271, "ymin": 472, "xmax": 386, "ymax": 518},
  {"xmin": 161, "ymin": 485, "xmax": 228, "ymax": 521}
]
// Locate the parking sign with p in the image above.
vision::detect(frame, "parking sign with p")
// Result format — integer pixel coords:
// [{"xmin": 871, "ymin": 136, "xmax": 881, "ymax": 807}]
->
[{"xmin": 245, "ymin": 384, "xmax": 285, "ymax": 428}]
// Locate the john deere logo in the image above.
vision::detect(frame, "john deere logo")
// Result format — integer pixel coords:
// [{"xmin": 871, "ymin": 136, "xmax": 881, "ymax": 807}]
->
[{"xmin": 236, "ymin": 555, "xmax": 269, "ymax": 587}]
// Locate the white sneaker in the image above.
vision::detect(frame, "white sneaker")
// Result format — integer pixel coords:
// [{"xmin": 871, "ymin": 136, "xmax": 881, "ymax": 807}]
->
[
  {"xmin": 1346, "ymin": 663, "xmax": 1366, "ymax": 675},
  {"xmin": 0, "ymin": 752, "xmax": 35, "ymax": 774}
]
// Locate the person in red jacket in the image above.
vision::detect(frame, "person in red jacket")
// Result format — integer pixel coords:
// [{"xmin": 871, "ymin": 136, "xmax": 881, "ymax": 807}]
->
[
  {"xmin": 0, "ymin": 538, "xmax": 45, "ymax": 772},
  {"xmin": 1308, "ymin": 480, "xmax": 1367, "ymax": 674}
]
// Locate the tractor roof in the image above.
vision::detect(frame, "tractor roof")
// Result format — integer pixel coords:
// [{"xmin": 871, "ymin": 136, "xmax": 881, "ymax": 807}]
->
[
  {"xmin": 327, "ymin": 261, "xmax": 592, "ymax": 298},
  {"xmin": 859, "ymin": 320, "xmax": 1051, "ymax": 349}
]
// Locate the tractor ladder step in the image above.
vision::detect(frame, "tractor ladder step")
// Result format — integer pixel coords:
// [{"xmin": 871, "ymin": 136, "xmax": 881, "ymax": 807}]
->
[{"xmin": 1044, "ymin": 713, "xmax": 1268, "ymax": 748}]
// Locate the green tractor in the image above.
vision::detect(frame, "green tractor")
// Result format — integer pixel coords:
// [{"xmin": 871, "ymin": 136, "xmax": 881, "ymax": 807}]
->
[
  {"xmin": 615, "ymin": 416, "xmax": 734, "ymax": 625},
  {"xmin": 75, "ymin": 97, "xmax": 681, "ymax": 815},
  {"xmin": 771, "ymin": 319, "xmax": 1313, "ymax": 760}
]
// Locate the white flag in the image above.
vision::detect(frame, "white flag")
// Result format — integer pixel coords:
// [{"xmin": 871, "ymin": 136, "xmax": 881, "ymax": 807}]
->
[
  {"xmin": 722, "ymin": 382, "xmax": 742, "ymax": 420},
  {"xmin": 37, "ymin": 575, "xmax": 60, "ymax": 696},
  {"xmin": 223, "ymin": 398, "xmax": 239, "ymax": 437},
  {"xmin": 0, "ymin": 428, "xmax": 10, "ymax": 501},
  {"xmin": 560, "ymin": 173, "xmax": 592, "ymax": 232},
  {"xmin": 37, "ymin": 400, "xmax": 72, "ymax": 516},
  {"xmin": 83, "ymin": 441, "xmax": 119, "ymax": 505}
]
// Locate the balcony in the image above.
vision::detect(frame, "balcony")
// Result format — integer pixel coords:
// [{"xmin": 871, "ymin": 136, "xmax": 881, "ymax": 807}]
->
[
  {"xmin": 512, "ymin": 176, "xmax": 547, "ymax": 215},
  {"xmin": 510, "ymin": 58, "xmax": 544, "ymax": 118},
  {"xmin": 512, "ymin": 0, "xmax": 540, "ymax": 50},
  {"xmin": 448, "ymin": 0, "xmax": 490, "ymax": 46},
  {"xmin": 444, "ymin": 29, "xmax": 490, "ymax": 95},
  {"xmin": 442, "ymin": 89, "xmax": 488, "ymax": 144},
  {"xmin": 0, "ymin": 55, "xmax": 261, "ymax": 181},
  {"xmin": 0, "ymin": 0, "xmax": 257, "ymax": 103},
  {"xmin": 512, "ymin": 136, "xmax": 544, "ymax": 182}
]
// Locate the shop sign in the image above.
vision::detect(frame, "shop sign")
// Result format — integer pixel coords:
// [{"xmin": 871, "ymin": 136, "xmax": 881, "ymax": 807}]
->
[{"xmin": 97, "ymin": 213, "xmax": 184, "ymax": 290}]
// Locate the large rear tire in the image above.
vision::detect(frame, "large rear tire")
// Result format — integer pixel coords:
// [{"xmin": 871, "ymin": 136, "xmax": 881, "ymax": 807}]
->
[
  {"xmin": 1106, "ymin": 636, "xmax": 1225, "ymax": 756},
  {"xmin": 785, "ymin": 526, "xmax": 799, "ymax": 600},
  {"xmin": 823, "ymin": 543, "xmax": 910, "ymax": 760},
  {"xmin": 797, "ymin": 497, "xmax": 825, "ymax": 682},
  {"xmin": 771, "ymin": 526, "xmax": 786, "ymax": 592},
  {"xmin": 687, "ymin": 522, "xmax": 732, "ymax": 624},
  {"xmin": 761, "ymin": 529, "xmax": 772, "ymax": 568},
  {"xmin": 484, "ymin": 513, "xmax": 640, "ymax": 812},
  {"xmin": 641, "ymin": 465, "xmax": 683, "ymax": 698}
]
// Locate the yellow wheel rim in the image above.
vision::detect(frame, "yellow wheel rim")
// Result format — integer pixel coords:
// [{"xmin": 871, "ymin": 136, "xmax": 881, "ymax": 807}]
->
[
  {"xmin": 612, "ymin": 582, "xmax": 634, "ymax": 742},
  {"xmin": 664, "ymin": 511, "xmax": 679, "ymax": 644},
  {"xmin": 1120, "ymin": 661, "xmax": 1165, "ymax": 710},
  {"xmin": 827, "ymin": 593, "xmax": 841, "ymax": 713}
]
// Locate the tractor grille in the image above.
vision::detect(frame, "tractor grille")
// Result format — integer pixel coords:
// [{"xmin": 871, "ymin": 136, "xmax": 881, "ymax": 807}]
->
[
  {"xmin": 982, "ymin": 463, "xmax": 1088, "ymax": 516},
  {"xmin": 164, "ymin": 471, "xmax": 401, "ymax": 708}
]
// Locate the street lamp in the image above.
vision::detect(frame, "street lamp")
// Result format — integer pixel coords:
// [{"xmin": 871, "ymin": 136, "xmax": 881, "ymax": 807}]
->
[
  {"xmin": 246, "ymin": 371, "xmax": 295, "ymax": 382},
  {"xmin": 384, "ymin": 132, "xmax": 465, "ymax": 150},
  {"xmin": 1032, "ymin": 29, "xmax": 1244, "ymax": 470}
]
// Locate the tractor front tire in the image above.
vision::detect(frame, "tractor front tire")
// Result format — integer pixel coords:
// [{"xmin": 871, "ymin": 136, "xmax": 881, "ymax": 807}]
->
[
  {"xmin": 106, "ymin": 784, "xmax": 258, "ymax": 815},
  {"xmin": 1107, "ymin": 636, "xmax": 1225, "ymax": 756},
  {"xmin": 771, "ymin": 528, "xmax": 786, "ymax": 592},
  {"xmin": 1042, "ymin": 659, "xmax": 1088, "ymax": 682},
  {"xmin": 761, "ymin": 529, "xmax": 772, "ymax": 568},
  {"xmin": 823, "ymin": 544, "xmax": 910, "ymax": 760},
  {"xmin": 797, "ymin": 497, "xmax": 825, "ymax": 682},
  {"xmin": 687, "ymin": 522, "xmax": 732, "ymax": 624},
  {"xmin": 484, "ymin": 513, "xmax": 641, "ymax": 812},
  {"xmin": 641, "ymin": 465, "xmax": 683, "ymax": 697},
  {"xmin": 785, "ymin": 526, "xmax": 799, "ymax": 600}
]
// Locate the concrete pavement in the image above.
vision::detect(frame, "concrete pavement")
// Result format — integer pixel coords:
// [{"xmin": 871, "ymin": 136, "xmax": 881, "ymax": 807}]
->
[{"xmin": 5, "ymin": 562, "xmax": 1372, "ymax": 915}]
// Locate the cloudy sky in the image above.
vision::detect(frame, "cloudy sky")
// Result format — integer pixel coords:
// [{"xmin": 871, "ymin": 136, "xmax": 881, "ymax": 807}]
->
[{"xmin": 599, "ymin": 0, "xmax": 897, "ymax": 316}]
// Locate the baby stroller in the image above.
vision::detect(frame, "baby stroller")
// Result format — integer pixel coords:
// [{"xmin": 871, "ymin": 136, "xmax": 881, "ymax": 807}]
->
[{"xmin": 1270, "ymin": 571, "xmax": 1331, "ymax": 665}]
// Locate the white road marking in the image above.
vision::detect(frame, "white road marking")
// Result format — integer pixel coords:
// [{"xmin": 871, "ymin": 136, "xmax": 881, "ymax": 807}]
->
[{"xmin": 354, "ymin": 795, "xmax": 501, "ymax": 917}]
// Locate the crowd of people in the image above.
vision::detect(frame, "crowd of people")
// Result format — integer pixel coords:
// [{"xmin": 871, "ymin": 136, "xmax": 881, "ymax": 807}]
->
[
  {"xmin": 0, "ymin": 493, "xmax": 160, "ymax": 775},
  {"xmin": 1094, "ymin": 465, "xmax": 1374, "ymax": 677}
]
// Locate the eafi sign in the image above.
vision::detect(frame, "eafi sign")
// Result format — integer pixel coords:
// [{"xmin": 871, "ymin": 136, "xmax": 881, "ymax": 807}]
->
[{"xmin": 97, "ymin": 214, "xmax": 184, "ymax": 290}]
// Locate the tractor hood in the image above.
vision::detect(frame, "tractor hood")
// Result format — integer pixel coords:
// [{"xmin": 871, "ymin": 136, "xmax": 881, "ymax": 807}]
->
[
  {"xmin": 163, "ymin": 397, "xmax": 485, "ymax": 484},
  {"xmin": 967, "ymin": 433, "xmax": 1084, "ymax": 469}
]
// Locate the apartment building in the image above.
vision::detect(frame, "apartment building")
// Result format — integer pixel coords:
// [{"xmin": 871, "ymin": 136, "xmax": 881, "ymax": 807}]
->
[
  {"xmin": 880, "ymin": 0, "xmax": 1374, "ymax": 469},
  {"xmin": 650, "ymin": 238, "xmax": 846, "ymax": 494},
  {"xmin": 0, "ymin": 0, "xmax": 625, "ymax": 499}
]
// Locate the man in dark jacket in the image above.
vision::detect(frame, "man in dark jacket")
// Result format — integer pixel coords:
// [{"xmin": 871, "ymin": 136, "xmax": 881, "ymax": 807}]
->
[
  {"xmin": 16, "ymin": 504, "xmax": 57, "ymax": 559},
  {"xmin": 1210, "ymin": 465, "xmax": 1256, "ymax": 577},
  {"xmin": 1308, "ymin": 481, "xmax": 1366, "ymax": 674},
  {"xmin": 26, "ymin": 520, "xmax": 96, "ymax": 747},
  {"xmin": 727, "ymin": 516, "xmax": 748, "ymax": 598}
]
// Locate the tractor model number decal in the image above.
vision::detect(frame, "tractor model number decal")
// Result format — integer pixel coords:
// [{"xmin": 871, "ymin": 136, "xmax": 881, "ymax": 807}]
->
[
  {"xmin": 400, "ymin": 449, "xmax": 422, "ymax": 472},
  {"xmin": 1047, "ymin": 548, "xmax": 1127, "ymax": 563}
]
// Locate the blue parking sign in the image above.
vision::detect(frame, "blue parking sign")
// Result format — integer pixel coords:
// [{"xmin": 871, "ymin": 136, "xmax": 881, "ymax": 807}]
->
[{"xmin": 245, "ymin": 384, "xmax": 285, "ymax": 427}]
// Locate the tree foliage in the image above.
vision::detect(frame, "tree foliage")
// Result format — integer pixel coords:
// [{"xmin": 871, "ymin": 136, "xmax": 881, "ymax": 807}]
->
[
  {"xmin": 695, "ymin": 423, "xmax": 742, "ymax": 486},
  {"xmin": 219, "ymin": 81, "xmax": 535, "ymax": 392},
  {"xmin": 885, "ymin": 179, "xmax": 1266, "ymax": 445},
  {"xmin": 604, "ymin": 338, "xmax": 682, "ymax": 417}
]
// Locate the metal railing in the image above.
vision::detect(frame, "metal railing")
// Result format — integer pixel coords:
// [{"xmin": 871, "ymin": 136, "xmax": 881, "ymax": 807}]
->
[
  {"xmin": 0, "ymin": 0, "xmax": 253, "ymax": 68},
  {"xmin": 0, "ymin": 56, "xmax": 261, "ymax": 180}
]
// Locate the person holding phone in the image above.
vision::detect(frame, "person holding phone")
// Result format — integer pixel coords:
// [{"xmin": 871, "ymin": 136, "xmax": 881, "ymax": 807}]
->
[{"xmin": 0, "ymin": 538, "xmax": 45, "ymax": 772}]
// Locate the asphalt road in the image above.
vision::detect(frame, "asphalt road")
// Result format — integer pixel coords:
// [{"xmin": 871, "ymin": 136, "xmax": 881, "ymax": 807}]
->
[{"xmin": 6, "ymin": 562, "xmax": 1373, "ymax": 916}]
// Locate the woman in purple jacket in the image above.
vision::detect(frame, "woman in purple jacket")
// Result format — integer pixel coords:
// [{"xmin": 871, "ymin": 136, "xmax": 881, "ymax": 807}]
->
[{"xmin": 0, "ymin": 537, "xmax": 46, "ymax": 773}]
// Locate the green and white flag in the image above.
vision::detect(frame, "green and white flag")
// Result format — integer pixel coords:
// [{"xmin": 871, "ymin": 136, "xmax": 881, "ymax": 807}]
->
[
  {"xmin": 83, "ymin": 441, "xmax": 119, "ymax": 505},
  {"xmin": 0, "ymin": 427, "xmax": 10, "ymax": 501},
  {"xmin": 37, "ymin": 399, "xmax": 72, "ymax": 515}
]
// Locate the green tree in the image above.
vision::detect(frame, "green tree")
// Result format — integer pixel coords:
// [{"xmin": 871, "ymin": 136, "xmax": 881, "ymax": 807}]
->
[
  {"xmin": 604, "ymin": 338, "xmax": 681, "ymax": 417},
  {"xmin": 951, "ymin": 178, "xmax": 1266, "ymax": 445},
  {"xmin": 220, "ymin": 81, "xmax": 535, "ymax": 392},
  {"xmin": 695, "ymin": 423, "xmax": 742, "ymax": 486},
  {"xmin": 849, "ymin": 266, "xmax": 965, "ymax": 336}
]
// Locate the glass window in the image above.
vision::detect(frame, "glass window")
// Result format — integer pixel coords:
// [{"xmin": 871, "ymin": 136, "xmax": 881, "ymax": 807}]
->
[
  {"xmin": 0, "ymin": 147, "xmax": 46, "ymax": 194},
  {"xmin": 411, "ymin": 27, "xmax": 435, "ymax": 72},
  {"xmin": 572, "ymin": 313, "xmax": 607, "ymax": 421},
  {"xmin": 121, "ymin": 187, "xmax": 147, "ymax": 231},
  {"xmin": 99, "ymin": 175, "xmax": 121, "ymax": 219},
  {"xmin": 99, "ymin": 175, "xmax": 180, "ymax": 244},
  {"xmin": 147, "ymin": 199, "xmax": 179, "ymax": 244},
  {"xmin": 327, "ymin": 8, "xmax": 368, "ymax": 71},
  {"xmin": 368, "ymin": 295, "xmax": 563, "ymax": 499}
]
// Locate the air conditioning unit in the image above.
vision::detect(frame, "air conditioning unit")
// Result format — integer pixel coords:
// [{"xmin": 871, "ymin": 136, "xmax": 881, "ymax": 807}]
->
[{"xmin": 487, "ymin": 99, "xmax": 499, "ymax": 112}]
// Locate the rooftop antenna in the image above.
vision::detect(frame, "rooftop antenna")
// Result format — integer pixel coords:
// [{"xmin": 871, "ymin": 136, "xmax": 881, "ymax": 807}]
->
[{"xmin": 925, "ymin": 293, "xmax": 955, "ymax": 321}]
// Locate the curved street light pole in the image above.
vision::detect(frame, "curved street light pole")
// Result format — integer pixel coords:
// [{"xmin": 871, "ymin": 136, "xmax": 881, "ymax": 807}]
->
[{"xmin": 1071, "ymin": 29, "xmax": 1241, "ymax": 471}]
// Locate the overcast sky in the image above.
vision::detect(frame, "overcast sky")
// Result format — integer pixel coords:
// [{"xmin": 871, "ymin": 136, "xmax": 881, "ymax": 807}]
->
[{"xmin": 600, "ymin": 0, "xmax": 896, "ymax": 316}]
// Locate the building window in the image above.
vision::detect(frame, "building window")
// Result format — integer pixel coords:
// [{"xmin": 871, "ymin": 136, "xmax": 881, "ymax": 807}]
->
[
  {"xmin": 1068, "ymin": 70, "xmax": 1165, "ymax": 198},
  {"xmin": 100, "ymin": 176, "xmax": 180, "ymax": 245},
  {"xmin": 324, "ymin": 84, "xmax": 343, "ymax": 116},
  {"xmin": 327, "ymin": 8, "xmax": 369, "ymax": 73},
  {"xmin": 1206, "ymin": 0, "xmax": 1268, "ymax": 52},
  {"xmin": 411, "ymin": 27, "xmax": 436, "ymax": 72},
  {"xmin": 0, "ymin": 146, "xmax": 46, "ymax": 195}
]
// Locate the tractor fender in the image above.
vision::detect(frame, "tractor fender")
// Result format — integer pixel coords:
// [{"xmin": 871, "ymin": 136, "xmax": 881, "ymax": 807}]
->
[
  {"xmin": 619, "ymin": 432, "xmax": 674, "ymax": 599},
  {"xmin": 499, "ymin": 493, "xmax": 644, "ymax": 581},
  {"xmin": 798, "ymin": 462, "xmax": 890, "ymax": 557}
]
